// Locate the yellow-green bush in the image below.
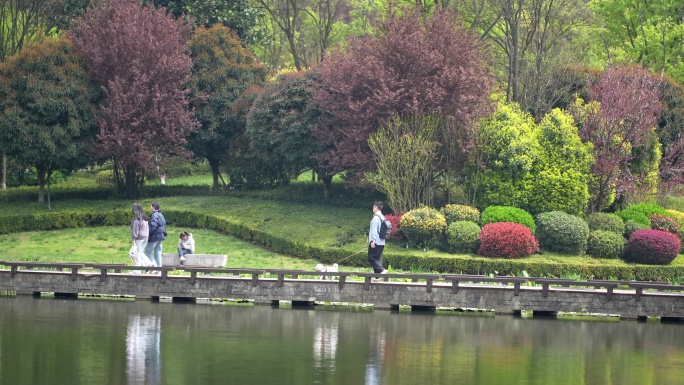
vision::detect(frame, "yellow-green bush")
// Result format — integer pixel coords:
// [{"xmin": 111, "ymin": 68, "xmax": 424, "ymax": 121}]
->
[
  {"xmin": 400, "ymin": 206, "xmax": 447, "ymax": 249},
  {"xmin": 440, "ymin": 204, "xmax": 480, "ymax": 224}
]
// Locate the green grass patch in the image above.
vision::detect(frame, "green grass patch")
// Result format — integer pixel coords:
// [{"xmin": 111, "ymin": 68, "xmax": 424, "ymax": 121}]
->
[
  {"xmin": 2, "ymin": 195, "xmax": 684, "ymax": 280},
  {"xmin": 0, "ymin": 226, "xmax": 319, "ymax": 270}
]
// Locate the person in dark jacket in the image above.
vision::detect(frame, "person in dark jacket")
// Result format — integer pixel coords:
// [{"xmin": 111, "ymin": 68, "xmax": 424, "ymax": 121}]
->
[{"xmin": 144, "ymin": 201, "xmax": 167, "ymax": 269}]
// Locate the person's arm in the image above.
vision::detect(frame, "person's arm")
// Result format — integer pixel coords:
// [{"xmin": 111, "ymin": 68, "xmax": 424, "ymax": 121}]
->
[
  {"xmin": 131, "ymin": 220, "xmax": 139, "ymax": 242},
  {"xmin": 369, "ymin": 215, "xmax": 380, "ymax": 246},
  {"xmin": 188, "ymin": 237, "xmax": 195, "ymax": 253},
  {"xmin": 149, "ymin": 213, "xmax": 159, "ymax": 234}
]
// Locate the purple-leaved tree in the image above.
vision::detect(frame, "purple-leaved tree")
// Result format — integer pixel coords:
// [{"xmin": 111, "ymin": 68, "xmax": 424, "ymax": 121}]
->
[{"xmin": 69, "ymin": 0, "xmax": 197, "ymax": 198}]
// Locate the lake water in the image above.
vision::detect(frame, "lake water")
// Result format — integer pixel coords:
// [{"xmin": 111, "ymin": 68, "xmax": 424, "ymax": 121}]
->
[{"xmin": 0, "ymin": 296, "xmax": 683, "ymax": 385}]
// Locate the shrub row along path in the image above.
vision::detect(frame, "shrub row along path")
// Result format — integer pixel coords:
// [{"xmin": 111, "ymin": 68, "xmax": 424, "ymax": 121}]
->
[{"xmin": 1, "ymin": 195, "xmax": 684, "ymax": 281}]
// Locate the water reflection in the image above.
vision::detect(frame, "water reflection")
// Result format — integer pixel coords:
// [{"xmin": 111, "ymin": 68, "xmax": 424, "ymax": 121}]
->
[
  {"xmin": 313, "ymin": 313, "xmax": 339, "ymax": 370},
  {"xmin": 126, "ymin": 314, "xmax": 161, "ymax": 385},
  {"xmin": 0, "ymin": 297, "xmax": 682, "ymax": 385},
  {"xmin": 364, "ymin": 328, "xmax": 385, "ymax": 385}
]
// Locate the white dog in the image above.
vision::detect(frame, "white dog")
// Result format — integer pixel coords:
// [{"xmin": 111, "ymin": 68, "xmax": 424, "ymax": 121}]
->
[{"xmin": 315, "ymin": 263, "xmax": 339, "ymax": 280}]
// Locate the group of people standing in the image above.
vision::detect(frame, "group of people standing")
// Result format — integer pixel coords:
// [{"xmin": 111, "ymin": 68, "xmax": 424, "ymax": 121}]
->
[
  {"xmin": 129, "ymin": 199, "xmax": 387, "ymax": 274},
  {"xmin": 130, "ymin": 202, "xmax": 167, "ymax": 273}
]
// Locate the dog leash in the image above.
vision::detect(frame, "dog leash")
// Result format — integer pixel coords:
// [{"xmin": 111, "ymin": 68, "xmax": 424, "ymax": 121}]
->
[{"xmin": 335, "ymin": 248, "xmax": 367, "ymax": 264}]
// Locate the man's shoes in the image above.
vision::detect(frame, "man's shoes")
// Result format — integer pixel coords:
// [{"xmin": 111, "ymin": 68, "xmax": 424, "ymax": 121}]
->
[{"xmin": 381, "ymin": 269, "xmax": 388, "ymax": 274}]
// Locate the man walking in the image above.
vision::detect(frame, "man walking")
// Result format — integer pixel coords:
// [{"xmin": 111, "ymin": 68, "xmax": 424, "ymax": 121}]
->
[
  {"xmin": 145, "ymin": 201, "xmax": 167, "ymax": 270},
  {"xmin": 368, "ymin": 201, "xmax": 388, "ymax": 277}
]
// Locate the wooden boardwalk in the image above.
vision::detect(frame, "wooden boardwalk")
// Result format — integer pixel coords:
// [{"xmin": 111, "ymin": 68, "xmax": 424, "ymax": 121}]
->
[{"xmin": 1, "ymin": 261, "xmax": 684, "ymax": 320}]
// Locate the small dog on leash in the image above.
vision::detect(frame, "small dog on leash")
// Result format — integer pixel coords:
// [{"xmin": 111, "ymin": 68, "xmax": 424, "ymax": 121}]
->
[{"xmin": 315, "ymin": 263, "xmax": 338, "ymax": 280}]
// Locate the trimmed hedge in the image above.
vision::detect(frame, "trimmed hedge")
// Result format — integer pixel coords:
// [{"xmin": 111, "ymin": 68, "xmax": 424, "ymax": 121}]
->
[
  {"xmin": 587, "ymin": 230, "xmax": 626, "ymax": 259},
  {"xmin": 445, "ymin": 221, "xmax": 480, "ymax": 253},
  {"xmin": 478, "ymin": 222, "xmax": 540, "ymax": 259},
  {"xmin": 2, "ymin": 209, "xmax": 684, "ymax": 281},
  {"xmin": 536, "ymin": 211, "xmax": 589, "ymax": 255},
  {"xmin": 617, "ymin": 203, "xmax": 666, "ymax": 227},
  {"xmin": 585, "ymin": 212, "xmax": 625, "ymax": 234},
  {"xmin": 624, "ymin": 229, "xmax": 681, "ymax": 265},
  {"xmin": 400, "ymin": 207, "xmax": 447, "ymax": 249},
  {"xmin": 440, "ymin": 204, "xmax": 480, "ymax": 225},
  {"xmin": 624, "ymin": 220, "xmax": 650, "ymax": 238},
  {"xmin": 480, "ymin": 206, "xmax": 536, "ymax": 233}
]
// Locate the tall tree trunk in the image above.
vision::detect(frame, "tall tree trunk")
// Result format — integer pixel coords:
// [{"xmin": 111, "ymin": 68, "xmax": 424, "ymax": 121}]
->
[
  {"xmin": 286, "ymin": 32, "xmax": 302, "ymax": 71},
  {"xmin": 209, "ymin": 157, "xmax": 221, "ymax": 189},
  {"xmin": 36, "ymin": 163, "xmax": 47, "ymax": 203},
  {"xmin": 321, "ymin": 174, "xmax": 332, "ymax": 199},
  {"xmin": 0, "ymin": 154, "xmax": 5, "ymax": 189},
  {"xmin": 46, "ymin": 166, "xmax": 52, "ymax": 210}
]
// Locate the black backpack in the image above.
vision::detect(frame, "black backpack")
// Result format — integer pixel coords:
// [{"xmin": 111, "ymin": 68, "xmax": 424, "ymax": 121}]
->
[{"xmin": 377, "ymin": 215, "xmax": 392, "ymax": 240}]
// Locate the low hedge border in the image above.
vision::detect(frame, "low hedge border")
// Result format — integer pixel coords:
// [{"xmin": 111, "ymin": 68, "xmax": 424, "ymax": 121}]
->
[{"xmin": 2, "ymin": 209, "xmax": 683, "ymax": 281}]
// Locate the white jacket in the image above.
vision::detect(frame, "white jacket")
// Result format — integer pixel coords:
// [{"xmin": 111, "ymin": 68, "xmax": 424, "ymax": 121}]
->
[{"xmin": 178, "ymin": 234, "xmax": 196, "ymax": 253}]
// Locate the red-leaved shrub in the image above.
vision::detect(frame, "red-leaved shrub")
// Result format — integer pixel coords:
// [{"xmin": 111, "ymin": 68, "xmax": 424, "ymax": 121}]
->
[
  {"xmin": 477, "ymin": 222, "xmax": 540, "ymax": 259},
  {"xmin": 649, "ymin": 214, "xmax": 680, "ymax": 234},
  {"xmin": 385, "ymin": 214, "xmax": 404, "ymax": 240},
  {"xmin": 623, "ymin": 229, "xmax": 681, "ymax": 265}
]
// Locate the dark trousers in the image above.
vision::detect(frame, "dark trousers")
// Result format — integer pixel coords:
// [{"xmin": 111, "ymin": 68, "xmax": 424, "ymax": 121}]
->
[{"xmin": 367, "ymin": 243, "xmax": 385, "ymax": 273}]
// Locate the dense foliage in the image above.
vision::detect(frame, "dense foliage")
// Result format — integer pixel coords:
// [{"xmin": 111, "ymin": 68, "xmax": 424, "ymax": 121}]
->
[
  {"xmin": 535, "ymin": 211, "xmax": 589, "ymax": 255},
  {"xmin": 469, "ymin": 103, "xmax": 592, "ymax": 215},
  {"xmin": 480, "ymin": 206, "xmax": 536, "ymax": 233},
  {"xmin": 624, "ymin": 220, "xmax": 650, "ymax": 239},
  {"xmin": 399, "ymin": 206, "xmax": 447, "ymax": 249},
  {"xmin": 69, "ymin": 0, "xmax": 197, "ymax": 198},
  {"xmin": 440, "ymin": 204, "xmax": 480, "ymax": 225},
  {"xmin": 478, "ymin": 222, "xmax": 540, "ymax": 259},
  {"xmin": 187, "ymin": 25, "xmax": 267, "ymax": 189},
  {"xmin": 585, "ymin": 212, "xmax": 625, "ymax": 234},
  {"xmin": 314, "ymin": 9, "xmax": 492, "ymax": 182},
  {"xmin": 445, "ymin": 221, "xmax": 480, "ymax": 254},
  {"xmin": 649, "ymin": 214, "xmax": 681, "ymax": 235},
  {"xmin": 624, "ymin": 229, "xmax": 681, "ymax": 265},
  {"xmin": 587, "ymin": 230, "xmax": 626, "ymax": 259},
  {"xmin": 0, "ymin": 37, "xmax": 100, "ymax": 205}
]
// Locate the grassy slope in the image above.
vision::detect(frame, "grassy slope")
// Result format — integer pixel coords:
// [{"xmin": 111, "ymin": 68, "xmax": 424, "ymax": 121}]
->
[{"xmin": 2, "ymin": 172, "xmax": 684, "ymax": 278}]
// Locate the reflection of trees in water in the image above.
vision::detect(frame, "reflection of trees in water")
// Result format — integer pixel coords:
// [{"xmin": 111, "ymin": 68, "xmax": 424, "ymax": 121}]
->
[
  {"xmin": 313, "ymin": 313, "xmax": 339, "ymax": 369},
  {"xmin": 126, "ymin": 314, "xmax": 161, "ymax": 385},
  {"xmin": 364, "ymin": 328, "xmax": 385, "ymax": 385}
]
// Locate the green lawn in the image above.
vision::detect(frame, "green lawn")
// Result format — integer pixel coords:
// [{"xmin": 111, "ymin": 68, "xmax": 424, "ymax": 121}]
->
[{"xmin": 0, "ymin": 226, "xmax": 322, "ymax": 270}]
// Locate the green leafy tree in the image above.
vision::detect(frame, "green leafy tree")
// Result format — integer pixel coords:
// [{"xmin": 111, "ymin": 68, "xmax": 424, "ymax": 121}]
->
[
  {"xmin": 187, "ymin": 25, "xmax": 267, "ymax": 189},
  {"xmin": 366, "ymin": 114, "xmax": 441, "ymax": 214},
  {"xmin": 468, "ymin": 101, "xmax": 593, "ymax": 215},
  {"xmin": 0, "ymin": 36, "xmax": 99, "ymax": 206},
  {"xmin": 245, "ymin": 71, "xmax": 324, "ymax": 186}
]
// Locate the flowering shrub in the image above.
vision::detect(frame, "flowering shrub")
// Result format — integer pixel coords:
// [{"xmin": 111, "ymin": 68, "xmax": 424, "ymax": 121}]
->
[
  {"xmin": 400, "ymin": 206, "xmax": 447, "ymax": 248},
  {"xmin": 536, "ymin": 211, "xmax": 589, "ymax": 255},
  {"xmin": 585, "ymin": 212, "xmax": 625, "ymax": 234},
  {"xmin": 384, "ymin": 213, "xmax": 404, "ymax": 240},
  {"xmin": 440, "ymin": 204, "xmax": 480, "ymax": 225},
  {"xmin": 445, "ymin": 221, "xmax": 480, "ymax": 253},
  {"xmin": 587, "ymin": 230, "xmax": 626, "ymax": 259},
  {"xmin": 649, "ymin": 214, "xmax": 681, "ymax": 234},
  {"xmin": 477, "ymin": 222, "xmax": 539, "ymax": 259},
  {"xmin": 623, "ymin": 229, "xmax": 681, "ymax": 265},
  {"xmin": 666, "ymin": 209, "xmax": 684, "ymax": 226},
  {"xmin": 480, "ymin": 206, "xmax": 536, "ymax": 233}
]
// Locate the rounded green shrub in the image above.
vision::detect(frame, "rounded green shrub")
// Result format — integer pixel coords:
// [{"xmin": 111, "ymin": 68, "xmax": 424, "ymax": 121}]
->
[
  {"xmin": 616, "ymin": 210, "xmax": 650, "ymax": 227},
  {"xmin": 535, "ymin": 211, "xmax": 589, "ymax": 255},
  {"xmin": 587, "ymin": 230, "xmax": 626, "ymax": 259},
  {"xmin": 96, "ymin": 170, "xmax": 116, "ymax": 187},
  {"xmin": 585, "ymin": 212, "xmax": 625, "ymax": 234},
  {"xmin": 623, "ymin": 229, "xmax": 681, "ymax": 265},
  {"xmin": 480, "ymin": 206, "xmax": 536, "ymax": 233},
  {"xmin": 400, "ymin": 206, "xmax": 448, "ymax": 249},
  {"xmin": 624, "ymin": 220, "xmax": 650, "ymax": 238},
  {"xmin": 445, "ymin": 221, "xmax": 480, "ymax": 253},
  {"xmin": 440, "ymin": 204, "xmax": 480, "ymax": 225}
]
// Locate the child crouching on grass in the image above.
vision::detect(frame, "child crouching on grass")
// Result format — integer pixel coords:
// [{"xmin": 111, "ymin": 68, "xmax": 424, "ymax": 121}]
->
[{"xmin": 178, "ymin": 231, "xmax": 195, "ymax": 266}]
